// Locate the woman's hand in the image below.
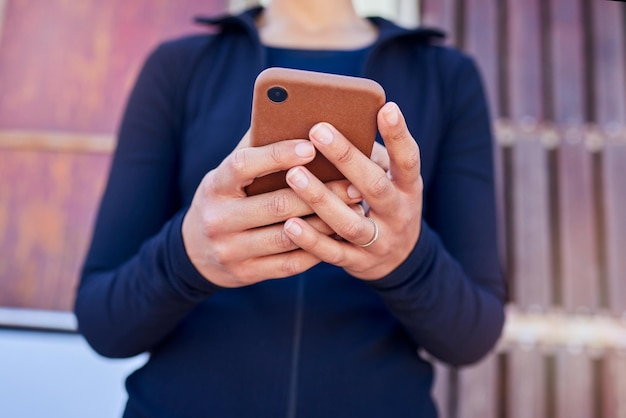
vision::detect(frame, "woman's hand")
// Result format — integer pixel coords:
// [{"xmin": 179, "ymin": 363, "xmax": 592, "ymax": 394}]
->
[
  {"xmin": 182, "ymin": 133, "xmax": 364, "ymax": 288},
  {"xmin": 283, "ymin": 102, "xmax": 423, "ymax": 280}
]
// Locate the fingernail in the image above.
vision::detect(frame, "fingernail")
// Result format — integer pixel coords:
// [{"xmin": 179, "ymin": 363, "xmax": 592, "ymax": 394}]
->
[
  {"xmin": 383, "ymin": 103, "xmax": 399, "ymax": 126},
  {"xmin": 287, "ymin": 167, "xmax": 309, "ymax": 188},
  {"xmin": 285, "ymin": 219, "xmax": 302, "ymax": 236},
  {"xmin": 295, "ymin": 142, "xmax": 315, "ymax": 158},
  {"xmin": 347, "ymin": 184, "xmax": 362, "ymax": 199},
  {"xmin": 311, "ymin": 124, "xmax": 334, "ymax": 144}
]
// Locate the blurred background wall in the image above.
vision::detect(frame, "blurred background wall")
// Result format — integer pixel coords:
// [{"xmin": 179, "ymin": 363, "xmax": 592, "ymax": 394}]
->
[
  {"xmin": 0, "ymin": 2, "xmax": 223, "ymax": 417},
  {"xmin": 0, "ymin": 0, "xmax": 226, "ymax": 313}
]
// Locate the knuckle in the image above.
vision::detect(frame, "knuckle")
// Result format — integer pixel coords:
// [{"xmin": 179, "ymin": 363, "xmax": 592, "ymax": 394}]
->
[
  {"xmin": 274, "ymin": 230, "xmax": 294, "ymax": 250},
  {"xmin": 266, "ymin": 193, "xmax": 294, "ymax": 218},
  {"xmin": 202, "ymin": 213, "xmax": 226, "ymax": 237},
  {"xmin": 269, "ymin": 144, "xmax": 284, "ymax": 165},
  {"xmin": 335, "ymin": 143, "xmax": 356, "ymax": 164},
  {"xmin": 368, "ymin": 174, "xmax": 392, "ymax": 198},
  {"xmin": 281, "ymin": 255, "xmax": 303, "ymax": 276},
  {"xmin": 394, "ymin": 211, "xmax": 414, "ymax": 229},
  {"xmin": 388, "ymin": 126, "xmax": 411, "ymax": 143},
  {"xmin": 325, "ymin": 249, "xmax": 345, "ymax": 265},
  {"xmin": 229, "ymin": 149, "xmax": 249, "ymax": 176},
  {"xmin": 230, "ymin": 266, "xmax": 255, "ymax": 286},
  {"xmin": 208, "ymin": 244, "xmax": 230, "ymax": 266},
  {"xmin": 402, "ymin": 149, "xmax": 421, "ymax": 172},
  {"xmin": 307, "ymin": 189, "xmax": 328, "ymax": 207},
  {"xmin": 340, "ymin": 218, "xmax": 365, "ymax": 241},
  {"xmin": 201, "ymin": 171, "xmax": 218, "ymax": 195},
  {"xmin": 415, "ymin": 176, "xmax": 424, "ymax": 194}
]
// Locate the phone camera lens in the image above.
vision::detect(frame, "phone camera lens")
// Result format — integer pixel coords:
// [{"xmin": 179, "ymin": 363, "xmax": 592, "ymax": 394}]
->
[{"xmin": 267, "ymin": 86, "xmax": 288, "ymax": 103}]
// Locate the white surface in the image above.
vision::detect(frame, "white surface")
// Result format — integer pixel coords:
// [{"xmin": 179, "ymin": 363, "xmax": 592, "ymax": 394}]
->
[
  {"xmin": 0, "ymin": 308, "xmax": 76, "ymax": 331},
  {"xmin": 0, "ymin": 329, "xmax": 147, "ymax": 418}
]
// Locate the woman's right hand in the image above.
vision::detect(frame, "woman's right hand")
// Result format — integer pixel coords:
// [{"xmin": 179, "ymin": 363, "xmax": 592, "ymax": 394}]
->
[{"xmin": 182, "ymin": 136, "xmax": 364, "ymax": 288}]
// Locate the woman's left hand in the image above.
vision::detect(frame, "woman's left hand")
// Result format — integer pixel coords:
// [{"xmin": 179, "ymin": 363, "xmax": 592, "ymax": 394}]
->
[{"xmin": 283, "ymin": 102, "xmax": 423, "ymax": 280}]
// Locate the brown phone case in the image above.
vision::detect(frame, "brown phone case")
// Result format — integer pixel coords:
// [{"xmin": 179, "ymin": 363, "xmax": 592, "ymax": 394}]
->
[{"xmin": 245, "ymin": 67, "xmax": 386, "ymax": 196}]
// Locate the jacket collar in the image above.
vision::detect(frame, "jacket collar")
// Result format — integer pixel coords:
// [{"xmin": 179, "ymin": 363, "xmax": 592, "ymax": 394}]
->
[{"xmin": 194, "ymin": 6, "xmax": 445, "ymax": 50}]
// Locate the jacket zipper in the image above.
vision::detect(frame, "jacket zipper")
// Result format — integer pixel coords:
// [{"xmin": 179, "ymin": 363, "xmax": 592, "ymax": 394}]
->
[{"xmin": 286, "ymin": 275, "xmax": 305, "ymax": 418}]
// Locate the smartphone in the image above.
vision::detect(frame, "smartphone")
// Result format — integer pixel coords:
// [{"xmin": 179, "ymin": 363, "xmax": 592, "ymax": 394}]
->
[{"xmin": 245, "ymin": 67, "xmax": 386, "ymax": 196}]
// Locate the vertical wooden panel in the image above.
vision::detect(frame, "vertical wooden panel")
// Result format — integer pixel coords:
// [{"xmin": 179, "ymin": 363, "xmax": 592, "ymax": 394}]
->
[
  {"xmin": 591, "ymin": 0, "xmax": 626, "ymax": 126},
  {"xmin": 602, "ymin": 143, "xmax": 626, "ymax": 316},
  {"xmin": 508, "ymin": 349, "xmax": 547, "ymax": 418},
  {"xmin": 463, "ymin": 0, "xmax": 507, "ymax": 308},
  {"xmin": 510, "ymin": 134, "xmax": 552, "ymax": 309},
  {"xmin": 508, "ymin": 0, "xmax": 544, "ymax": 120},
  {"xmin": 463, "ymin": 0, "xmax": 499, "ymax": 118},
  {"xmin": 507, "ymin": 0, "xmax": 552, "ymax": 310},
  {"xmin": 552, "ymin": 0, "xmax": 599, "ymax": 313},
  {"xmin": 506, "ymin": 2, "xmax": 551, "ymax": 416},
  {"xmin": 592, "ymin": 0, "xmax": 626, "ymax": 317},
  {"xmin": 457, "ymin": 355, "xmax": 498, "ymax": 418},
  {"xmin": 555, "ymin": 352, "xmax": 593, "ymax": 418},
  {"xmin": 602, "ymin": 352, "xmax": 626, "ymax": 418},
  {"xmin": 555, "ymin": 139, "xmax": 599, "ymax": 312}
]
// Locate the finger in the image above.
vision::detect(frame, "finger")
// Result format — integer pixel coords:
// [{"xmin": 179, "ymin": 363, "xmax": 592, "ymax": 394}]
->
[
  {"xmin": 208, "ymin": 139, "xmax": 316, "ymax": 196},
  {"xmin": 371, "ymin": 141, "xmax": 390, "ymax": 172},
  {"xmin": 231, "ymin": 249, "xmax": 323, "ymax": 285},
  {"xmin": 215, "ymin": 216, "xmax": 337, "ymax": 262},
  {"xmin": 284, "ymin": 217, "xmax": 364, "ymax": 268},
  {"xmin": 286, "ymin": 166, "xmax": 379, "ymax": 246},
  {"xmin": 202, "ymin": 179, "xmax": 365, "ymax": 234},
  {"xmin": 309, "ymin": 122, "xmax": 395, "ymax": 211},
  {"xmin": 377, "ymin": 102, "xmax": 422, "ymax": 191}
]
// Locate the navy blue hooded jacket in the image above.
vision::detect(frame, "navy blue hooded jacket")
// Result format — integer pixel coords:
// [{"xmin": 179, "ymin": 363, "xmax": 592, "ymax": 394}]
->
[{"xmin": 75, "ymin": 7, "xmax": 505, "ymax": 418}]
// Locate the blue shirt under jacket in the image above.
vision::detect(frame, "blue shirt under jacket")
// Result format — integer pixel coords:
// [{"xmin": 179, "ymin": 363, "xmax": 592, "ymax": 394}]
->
[{"xmin": 75, "ymin": 7, "xmax": 506, "ymax": 418}]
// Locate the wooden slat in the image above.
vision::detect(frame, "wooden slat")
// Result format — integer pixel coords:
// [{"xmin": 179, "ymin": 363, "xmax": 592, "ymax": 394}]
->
[
  {"xmin": 591, "ymin": 0, "xmax": 626, "ymax": 126},
  {"xmin": 552, "ymin": 0, "xmax": 600, "ymax": 313},
  {"xmin": 0, "ymin": 150, "xmax": 111, "ymax": 311},
  {"xmin": 602, "ymin": 143, "xmax": 626, "ymax": 316},
  {"xmin": 592, "ymin": 0, "xmax": 626, "ymax": 317},
  {"xmin": 457, "ymin": 355, "xmax": 498, "ymax": 418},
  {"xmin": 463, "ymin": 0, "xmax": 499, "ymax": 118},
  {"xmin": 463, "ymin": 0, "xmax": 508, "ymax": 290},
  {"xmin": 510, "ymin": 134, "xmax": 553, "ymax": 309},
  {"xmin": 507, "ymin": 0, "xmax": 553, "ymax": 311},
  {"xmin": 508, "ymin": 0, "xmax": 544, "ymax": 120},
  {"xmin": 555, "ymin": 351, "xmax": 593, "ymax": 418},
  {"xmin": 508, "ymin": 349, "xmax": 547, "ymax": 418},
  {"xmin": 555, "ymin": 139, "xmax": 599, "ymax": 312},
  {"xmin": 506, "ymin": 4, "xmax": 553, "ymax": 411},
  {"xmin": 602, "ymin": 352, "xmax": 626, "ymax": 418}
]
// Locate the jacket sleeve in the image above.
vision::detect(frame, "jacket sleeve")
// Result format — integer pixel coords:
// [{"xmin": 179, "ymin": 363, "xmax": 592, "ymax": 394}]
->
[
  {"xmin": 368, "ymin": 54, "xmax": 506, "ymax": 367},
  {"xmin": 74, "ymin": 40, "xmax": 221, "ymax": 358}
]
